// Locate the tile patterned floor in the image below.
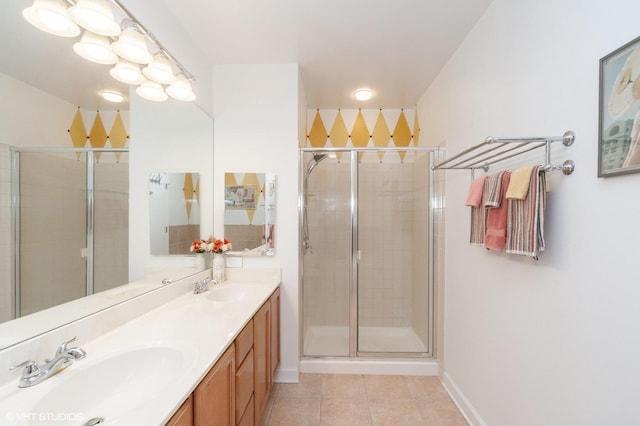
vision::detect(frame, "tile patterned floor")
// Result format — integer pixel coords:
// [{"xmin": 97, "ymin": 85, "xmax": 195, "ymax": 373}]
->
[{"xmin": 261, "ymin": 374, "xmax": 468, "ymax": 426}]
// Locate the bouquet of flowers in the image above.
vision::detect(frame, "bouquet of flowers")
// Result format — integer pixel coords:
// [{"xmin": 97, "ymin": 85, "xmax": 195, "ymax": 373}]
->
[
  {"xmin": 211, "ymin": 237, "xmax": 232, "ymax": 254},
  {"xmin": 189, "ymin": 236, "xmax": 232, "ymax": 254},
  {"xmin": 189, "ymin": 239, "xmax": 213, "ymax": 253}
]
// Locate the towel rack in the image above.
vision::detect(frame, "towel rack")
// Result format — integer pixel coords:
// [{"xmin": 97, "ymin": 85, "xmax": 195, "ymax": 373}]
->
[{"xmin": 432, "ymin": 130, "xmax": 576, "ymax": 175}]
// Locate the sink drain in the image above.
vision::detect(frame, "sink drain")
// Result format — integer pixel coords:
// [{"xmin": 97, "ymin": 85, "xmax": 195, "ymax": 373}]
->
[{"xmin": 84, "ymin": 418, "xmax": 105, "ymax": 426}]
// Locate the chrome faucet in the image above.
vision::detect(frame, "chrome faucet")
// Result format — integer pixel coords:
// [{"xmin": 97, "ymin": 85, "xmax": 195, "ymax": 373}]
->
[
  {"xmin": 193, "ymin": 277, "xmax": 218, "ymax": 294},
  {"xmin": 10, "ymin": 336, "xmax": 86, "ymax": 388}
]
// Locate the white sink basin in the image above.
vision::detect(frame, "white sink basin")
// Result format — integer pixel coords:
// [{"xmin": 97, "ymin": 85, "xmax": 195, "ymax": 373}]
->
[
  {"xmin": 206, "ymin": 284, "xmax": 251, "ymax": 302},
  {"xmin": 29, "ymin": 346, "xmax": 189, "ymax": 425}
]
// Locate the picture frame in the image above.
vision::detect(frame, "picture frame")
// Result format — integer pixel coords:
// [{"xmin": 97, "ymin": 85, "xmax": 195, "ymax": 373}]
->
[
  {"xmin": 598, "ymin": 35, "xmax": 640, "ymax": 177},
  {"xmin": 224, "ymin": 184, "xmax": 257, "ymax": 209}
]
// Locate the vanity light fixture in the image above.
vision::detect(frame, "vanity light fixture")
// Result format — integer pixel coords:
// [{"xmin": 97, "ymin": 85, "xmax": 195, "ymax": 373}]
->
[
  {"xmin": 353, "ymin": 88, "xmax": 374, "ymax": 101},
  {"xmin": 101, "ymin": 90, "xmax": 124, "ymax": 103},
  {"xmin": 142, "ymin": 54, "xmax": 176, "ymax": 84},
  {"xmin": 23, "ymin": 0, "xmax": 197, "ymax": 102},
  {"xmin": 68, "ymin": 0, "xmax": 120, "ymax": 37},
  {"xmin": 23, "ymin": 0, "xmax": 81, "ymax": 37},
  {"xmin": 136, "ymin": 79, "xmax": 169, "ymax": 102},
  {"xmin": 166, "ymin": 75, "xmax": 196, "ymax": 102},
  {"xmin": 111, "ymin": 23, "xmax": 153, "ymax": 64},
  {"xmin": 73, "ymin": 31, "xmax": 118, "ymax": 64},
  {"xmin": 109, "ymin": 59, "xmax": 144, "ymax": 84}
]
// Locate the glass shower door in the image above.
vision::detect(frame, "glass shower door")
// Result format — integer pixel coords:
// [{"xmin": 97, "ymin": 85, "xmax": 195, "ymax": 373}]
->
[
  {"xmin": 18, "ymin": 151, "xmax": 87, "ymax": 316},
  {"xmin": 302, "ymin": 151, "xmax": 352, "ymax": 356},
  {"xmin": 357, "ymin": 150, "xmax": 430, "ymax": 354},
  {"xmin": 16, "ymin": 150, "xmax": 129, "ymax": 317}
]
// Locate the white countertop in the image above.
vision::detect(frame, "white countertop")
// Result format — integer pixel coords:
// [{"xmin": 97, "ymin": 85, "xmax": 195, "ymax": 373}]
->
[{"xmin": 0, "ymin": 268, "xmax": 281, "ymax": 425}]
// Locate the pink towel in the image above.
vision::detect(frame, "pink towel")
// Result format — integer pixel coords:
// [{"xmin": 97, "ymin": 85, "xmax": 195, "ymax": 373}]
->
[
  {"xmin": 469, "ymin": 178, "xmax": 489, "ymax": 246},
  {"xmin": 466, "ymin": 176, "xmax": 487, "ymax": 207},
  {"xmin": 485, "ymin": 171, "xmax": 511, "ymax": 251}
]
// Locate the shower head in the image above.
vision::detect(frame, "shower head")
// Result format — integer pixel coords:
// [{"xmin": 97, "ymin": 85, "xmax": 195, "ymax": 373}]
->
[{"xmin": 306, "ymin": 153, "xmax": 328, "ymax": 175}]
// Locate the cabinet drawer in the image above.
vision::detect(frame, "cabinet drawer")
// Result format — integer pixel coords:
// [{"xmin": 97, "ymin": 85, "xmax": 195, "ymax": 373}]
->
[
  {"xmin": 237, "ymin": 395, "xmax": 254, "ymax": 426},
  {"xmin": 235, "ymin": 320, "xmax": 254, "ymax": 366},
  {"xmin": 235, "ymin": 348, "xmax": 254, "ymax": 420}
]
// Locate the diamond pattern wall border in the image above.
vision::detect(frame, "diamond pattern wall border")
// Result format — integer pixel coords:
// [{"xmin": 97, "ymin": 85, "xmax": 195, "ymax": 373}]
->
[{"xmin": 306, "ymin": 108, "xmax": 419, "ymax": 162}]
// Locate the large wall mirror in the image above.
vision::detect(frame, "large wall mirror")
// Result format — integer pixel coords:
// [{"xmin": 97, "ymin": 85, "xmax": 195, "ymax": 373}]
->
[
  {"xmin": 0, "ymin": 1, "xmax": 213, "ymax": 351},
  {"xmin": 224, "ymin": 172, "xmax": 276, "ymax": 256}
]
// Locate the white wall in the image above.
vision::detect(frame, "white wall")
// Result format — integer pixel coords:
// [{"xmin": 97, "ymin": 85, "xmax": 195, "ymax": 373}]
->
[
  {"xmin": 418, "ymin": 0, "xmax": 640, "ymax": 425},
  {"xmin": 213, "ymin": 64, "xmax": 300, "ymax": 382},
  {"xmin": 129, "ymin": 98, "xmax": 213, "ymax": 279}
]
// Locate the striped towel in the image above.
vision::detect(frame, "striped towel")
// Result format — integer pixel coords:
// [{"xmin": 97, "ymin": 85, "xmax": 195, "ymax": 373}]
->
[
  {"xmin": 485, "ymin": 171, "xmax": 512, "ymax": 251},
  {"xmin": 469, "ymin": 178, "xmax": 489, "ymax": 246},
  {"xmin": 505, "ymin": 166, "xmax": 546, "ymax": 258}
]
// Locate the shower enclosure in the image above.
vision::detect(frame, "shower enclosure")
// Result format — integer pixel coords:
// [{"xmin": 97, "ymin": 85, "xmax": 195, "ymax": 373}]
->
[
  {"xmin": 12, "ymin": 148, "xmax": 129, "ymax": 318},
  {"xmin": 301, "ymin": 148, "xmax": 437, "ymax": 358}
]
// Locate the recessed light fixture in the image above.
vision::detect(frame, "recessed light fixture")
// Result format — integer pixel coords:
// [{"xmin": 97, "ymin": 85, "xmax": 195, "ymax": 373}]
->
[
  {"xmin": 353, "ymin": 88, "xmax": 374, "ymax": 101},
  {"xmin": 101, "ymin": 90, "xmax": 124, "ymax": 103}
]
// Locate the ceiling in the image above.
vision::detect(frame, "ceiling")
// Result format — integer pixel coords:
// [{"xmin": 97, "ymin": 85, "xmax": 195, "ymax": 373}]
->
[
  {"xmin": 161, "ymin": 0, "xmax": 494, "ymax": 109},
  {"xmin": 0, "ymin": 0, "xmax": 130, "ymax": 111},
  {"xmin": 0, "ymin": 0, "xmax": 493, "ymax": 111}
]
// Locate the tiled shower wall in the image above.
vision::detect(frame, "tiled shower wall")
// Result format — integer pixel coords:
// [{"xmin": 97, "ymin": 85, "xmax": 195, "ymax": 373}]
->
[
  {"xmin": 304, "ymin": 153, "xmax": 430, "ymax": 331},
  {"xmin": 19, "ymin": 152, "xmax": 128, "ymax": 315}
]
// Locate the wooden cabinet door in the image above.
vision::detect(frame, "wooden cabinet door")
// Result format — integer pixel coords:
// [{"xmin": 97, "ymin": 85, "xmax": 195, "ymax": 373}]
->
[
  {"xmin": 194, "ymin": 345, "xmax": 235, "ymax": 426},
  {"xmin": 166, "ymin": 395, "xmax": 193, "ymax": 426},
  {"xmin": 270, "ymin": 288, "xmax": 280, "ymax": 386},
  {"xmin": 253, "ymin": 300, "xmax": 271, "ymax": 426},
  {"xmin": 235, "ymin": 348, "xmax": 254, "ymax": 421}
]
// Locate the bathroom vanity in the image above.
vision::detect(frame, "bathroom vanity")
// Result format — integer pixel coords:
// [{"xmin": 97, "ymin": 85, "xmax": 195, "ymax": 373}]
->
[{"xmin": 0, "ymin": 268, "xmax": 281, "ymax": 425}]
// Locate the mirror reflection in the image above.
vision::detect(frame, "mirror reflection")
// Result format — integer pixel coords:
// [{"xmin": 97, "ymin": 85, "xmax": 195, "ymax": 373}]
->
[
  {"xmin": 149, "ymin": 172, "xmax": 201, "ymax": 255},
  {"xmin": 224, "ymin": 172, "xmax": 276, "ymax": 256},
  {"xmin": 0, "ymin": 1, "xmax": 213, "ymax": 351}
]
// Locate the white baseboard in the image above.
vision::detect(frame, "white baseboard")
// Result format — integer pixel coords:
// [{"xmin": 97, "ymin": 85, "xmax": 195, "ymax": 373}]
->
[
  {"xmin": 274, "ymin": 368, "xmax": 299, "ymax": 383},
  {"xmin": 300, "ymin": 358, "xmax": 438, "ymax": 376},
  {"xmin": 441, "ymin": 371, "xmax": 486, "ymax": 426}
]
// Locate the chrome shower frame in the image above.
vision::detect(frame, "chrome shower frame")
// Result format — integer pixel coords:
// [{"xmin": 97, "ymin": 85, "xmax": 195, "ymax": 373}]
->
[{"xmin": 299, "ymin": 146, "xmax": 440, "ymax": 359}]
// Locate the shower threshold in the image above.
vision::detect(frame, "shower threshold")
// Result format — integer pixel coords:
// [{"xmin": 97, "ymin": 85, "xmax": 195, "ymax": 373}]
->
[{"xmin": 304, "ymin": 325, "xmax": 428, "ymax": 356}]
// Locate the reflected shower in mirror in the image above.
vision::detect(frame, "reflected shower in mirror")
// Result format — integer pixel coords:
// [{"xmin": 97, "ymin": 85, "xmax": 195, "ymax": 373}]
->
[
  {"xmin": 224, "ymin": 172, "xmax": 276, "ymax": 256},
  {"xmin": 149, "ymin": 172, "xmax": 201, "ymax": 255},
  {"xmin": 0, "ymin": 1, "xmax": 214, "ymax": 352}
]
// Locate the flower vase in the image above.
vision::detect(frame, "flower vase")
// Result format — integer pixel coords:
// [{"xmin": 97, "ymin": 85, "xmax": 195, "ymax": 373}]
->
[
  {"xmin": 195, "ymin": 253, "xmax": 206, "ymax": 270},
  {"xmin": 212, "ymin": 253, "xmax": 225, "ymax": 282}
]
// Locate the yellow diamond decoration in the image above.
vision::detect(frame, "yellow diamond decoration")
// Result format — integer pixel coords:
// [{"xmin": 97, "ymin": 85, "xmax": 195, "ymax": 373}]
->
[
  {"xmin": 89, "ymin": 112, "xmax": 108, "ymax": 161},
  {"xmin": 194, "ymin": 175, "xmax": 200, "ymax": 203},
  {"xmin": 393, "ymin": 110, "xmax": 412, "ymax": 147},
  {"xmin": 372, "ymin": 110, "xmax": 391, "ymax": 162},
  {"xmin": 109, "ymin": 111, "xmax": 128, "ymax": 162},
  {"xmin": 329, "ymin": 111, "xmax": 348, "ymax": 148},
  {"xmin": 351, "ymin": 110, "xmax": 370, "ymax": 148},
  {"xmin": 69, "ymin": 108, "xmax": 87, "ymax": 160},
  {"xmin": 308, "ymin": 111, "xmax": 328, "ymax": 148},
  {"xmin": 183, "ymin": 173, "xmax": 195, "ymax": 221}
]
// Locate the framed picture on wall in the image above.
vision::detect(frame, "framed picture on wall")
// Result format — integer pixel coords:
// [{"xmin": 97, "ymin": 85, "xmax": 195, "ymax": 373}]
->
[
  {"xmin": 224, "ymin": 185, "xmax": 257, "ymax": 209},
  {"xmin": 598, "ymin": 35, "xmax": 640, "ymax": 177}
]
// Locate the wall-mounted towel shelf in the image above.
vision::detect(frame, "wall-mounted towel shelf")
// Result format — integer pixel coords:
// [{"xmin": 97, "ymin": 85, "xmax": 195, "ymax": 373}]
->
[{"xmin": 432, "ymin": 130, "xmax": 576, "ymax": 175}]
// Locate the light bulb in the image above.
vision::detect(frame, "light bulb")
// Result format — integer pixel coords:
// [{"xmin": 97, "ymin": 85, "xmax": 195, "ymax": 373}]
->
[
  {"xmin": 136, "ymin": 79, "xmax": 168, "ymax": 102},
  {"xmin": 23, "ymin": 0, "xmax": 80, "ymax": 37},
  {"xmin": 73, "ymin": 31, "xmax": 118, "ymax": 64},
  {"xmin": 111, "ymin": 28, "xmax": 153, "ymax": 64},
  {"xmin": 110, "ymin": 59, "xmax": 144, "ymax": 84},
  {"xmin": 143, "ymin": 54, "xmax": 176, "ymax": 84},
  {"xmin": 69, "ymin": 0, "xmax": 120, "ymax": 37},
  {"xmin": 166, "ymin": 75, "xmax": 196, "ymax": 102}
]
